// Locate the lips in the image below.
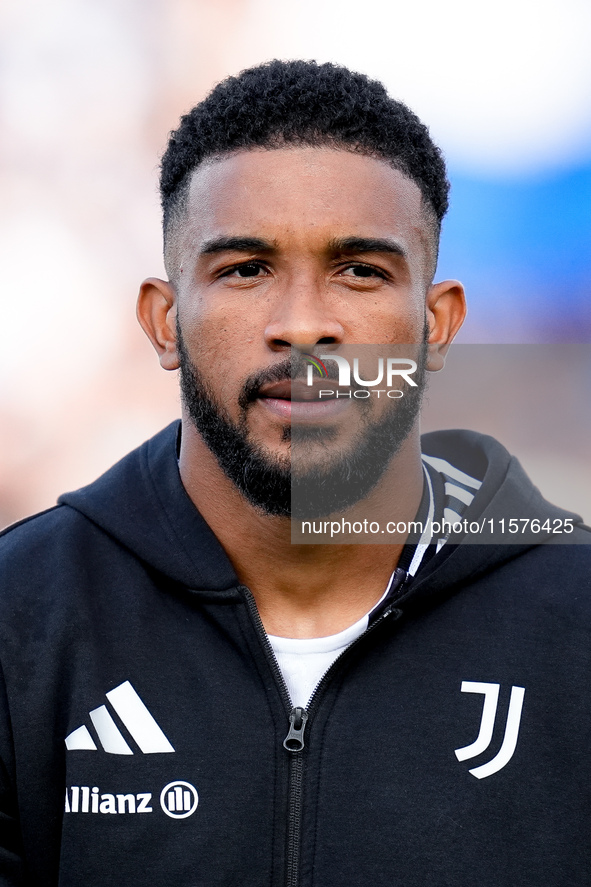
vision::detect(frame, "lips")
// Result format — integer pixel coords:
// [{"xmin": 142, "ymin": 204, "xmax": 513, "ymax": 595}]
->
[
  {"xmin": 256, "ymin": 378, "xmax": 353, "ymax": 422},
  {"xmin": 258, "ymin": 380, "xmax": 339, "ymax": 402}
]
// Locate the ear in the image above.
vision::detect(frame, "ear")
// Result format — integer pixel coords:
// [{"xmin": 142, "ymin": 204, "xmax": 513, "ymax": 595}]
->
[
  {"xmin": 136, "ymin": 278, "xmax": 179, "ymax": 371},
  {"xmin": 425, "ymin": 279, "xmax": 466, "ymax": 372}
]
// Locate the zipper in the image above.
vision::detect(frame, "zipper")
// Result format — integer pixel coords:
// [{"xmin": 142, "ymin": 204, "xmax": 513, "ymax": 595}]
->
[
  {"xmin": 241, "ymin": 587, "xmax": 306, "ymax": 887},
  {"xmin": 302, "ymin": 599, "xmax": 405, "ymax": 719},
  {"xmin": 241, "ymin": 580, "xmax": 407, "ymax": 887},
  {"xmin": 241, "ymin": 586, "xmax": 295, "ymax": 714},
  {"xmin": 284, "ymin": 711, "xmax": 306, "ymax": 887},
  {"xmin": 284, "ymin": 707, "xmax": 309, "ymax": 752}
]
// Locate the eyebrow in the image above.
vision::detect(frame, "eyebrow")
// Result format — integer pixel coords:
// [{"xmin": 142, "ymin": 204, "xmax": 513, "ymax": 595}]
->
[
  {"xmin": 200, "ymin": 236, "xmax": 274, "ymax": 256},
  {"xmin": 198, "ymin": 234, "xmax": 407, "ymax": 260},
  {"xmin": 327, "ymin": 237, "xmax": 407, "ymax": 259}
]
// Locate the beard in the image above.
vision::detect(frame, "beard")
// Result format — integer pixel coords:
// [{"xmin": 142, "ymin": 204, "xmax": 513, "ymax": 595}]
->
[{"xmin": 177, "ymin": 322, "xmax": 428, "ymax": 519}]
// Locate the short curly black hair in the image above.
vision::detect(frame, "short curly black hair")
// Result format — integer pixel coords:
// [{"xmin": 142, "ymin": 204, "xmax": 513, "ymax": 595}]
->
[{"xmin": 160, "ymin": 59, "xmax": 449, "ymax": 260}]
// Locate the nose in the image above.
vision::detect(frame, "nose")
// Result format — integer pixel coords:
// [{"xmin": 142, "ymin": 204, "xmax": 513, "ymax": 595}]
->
[{"xmin": 264, "ymin": 281, "xmax": 345, "ymax": 351}]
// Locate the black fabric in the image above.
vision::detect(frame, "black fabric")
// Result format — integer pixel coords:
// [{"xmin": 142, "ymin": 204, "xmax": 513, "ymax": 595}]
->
[{"xmin": 0, "ymin": 421, "xmax": 589, "ymax": 886}]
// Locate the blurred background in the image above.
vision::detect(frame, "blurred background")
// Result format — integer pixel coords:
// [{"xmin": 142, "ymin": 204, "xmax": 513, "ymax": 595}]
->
[{"xmin": 1, "ymin": 0, "xmax": 590, "ymax": 528}]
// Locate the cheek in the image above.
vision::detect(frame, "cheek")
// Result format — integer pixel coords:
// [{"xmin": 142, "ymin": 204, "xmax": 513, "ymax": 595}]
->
[
  {"xmin": 177, "ymin": 298, "xmax": 266, "ymax": 409},
  {"xmin": 179, "ymin": 279, "xmax": 270, "ymax": 352},
  {"xmin": 178, "ymin": 296, "xmax": 243, "ymax": 364},
  {"xmin": 355, "ymin": 295, "xmax": 426, "ymax": 344}
]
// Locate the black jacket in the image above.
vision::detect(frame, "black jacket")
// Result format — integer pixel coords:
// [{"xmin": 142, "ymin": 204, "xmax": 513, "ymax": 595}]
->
[{"xmin": 0, "ymin": 422, "xmax": 590, "ymax": 887}]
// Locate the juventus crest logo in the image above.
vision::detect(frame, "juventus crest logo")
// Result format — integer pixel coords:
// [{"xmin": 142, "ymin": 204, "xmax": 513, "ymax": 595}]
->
[{"xmin": 455, "ymin": 681, "xmax": 525, "ymax": 779}]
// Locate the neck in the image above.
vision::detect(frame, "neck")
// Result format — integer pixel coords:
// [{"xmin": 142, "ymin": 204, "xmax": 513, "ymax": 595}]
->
[{"xmin": 179, "ymin": 419, "xmax": 424, "ymax": 638}]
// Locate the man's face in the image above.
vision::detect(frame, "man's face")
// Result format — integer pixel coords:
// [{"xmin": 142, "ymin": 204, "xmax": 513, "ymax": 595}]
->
[{"xmin": 166, "ymin": 147, "xmax": 443, "ymax": 515}]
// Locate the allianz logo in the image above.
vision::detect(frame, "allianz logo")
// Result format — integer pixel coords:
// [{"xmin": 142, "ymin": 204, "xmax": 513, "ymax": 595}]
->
[{"xmin": 64, "ymin": 780, "xmax": 198, "ymax": 819}]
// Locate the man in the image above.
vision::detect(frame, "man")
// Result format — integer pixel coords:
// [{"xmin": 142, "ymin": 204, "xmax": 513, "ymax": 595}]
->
[{"xmin": 0, "ymin": 60, "xmax": 589, "ymax": 886}]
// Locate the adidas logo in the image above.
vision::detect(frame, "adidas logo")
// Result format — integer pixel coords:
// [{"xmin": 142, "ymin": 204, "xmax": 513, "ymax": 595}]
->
[{"xmin": 65, "ymin": 681, "xmax": 174, "ymax": 755}]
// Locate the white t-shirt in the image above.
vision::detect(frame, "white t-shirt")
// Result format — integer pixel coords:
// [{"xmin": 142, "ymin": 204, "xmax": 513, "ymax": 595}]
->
[
  {"xmin": 268, "ymin": 585, "xmax": 391, "ymax": 708},
  {"xmin": 267, "ymin": 457, "xmax": 482, "ymax": 709}
]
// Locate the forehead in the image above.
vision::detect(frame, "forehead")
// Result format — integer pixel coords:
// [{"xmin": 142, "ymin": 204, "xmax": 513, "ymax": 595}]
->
[{"xmin": 180, "ymin": 146, "xmax": 432, "ymax": 267}]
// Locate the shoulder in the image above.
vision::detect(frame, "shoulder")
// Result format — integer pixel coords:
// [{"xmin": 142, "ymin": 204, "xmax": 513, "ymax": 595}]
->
[
  {"xmin": 0, "ymin": 503, "xmax": 114, "ymax": 619},
  {"xmin": 537, "ymin": 525, "xmax": 591, "ymax": 584},
  {"xmin": 0, "ymin": 503, "xmax": 87, "ymax": 559},
  {"xmin": 477, "ymin": 537, "xmax": 591, "ymax": 625},
  {"xmin": 0, "ymin": 501, "xmax": 100, "ymax": 556}
]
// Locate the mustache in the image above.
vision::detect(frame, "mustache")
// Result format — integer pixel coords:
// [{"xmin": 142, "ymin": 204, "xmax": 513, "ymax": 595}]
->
[
  {"xmin": 238, "ymin": 352, "xmax": 365, "ymax": 409},
  {"xmin": 238, "ymin": 359, "xmax": 292, "ymax": 409}
]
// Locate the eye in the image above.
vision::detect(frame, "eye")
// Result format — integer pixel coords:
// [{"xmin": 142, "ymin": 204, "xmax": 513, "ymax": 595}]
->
[
  {"xmin": 223, "ymin": 262, "xmax": 266, "ymax": 278},
  {"xmin": 340, "ymin": 264, "xmax": 387, "ymax": 280}
]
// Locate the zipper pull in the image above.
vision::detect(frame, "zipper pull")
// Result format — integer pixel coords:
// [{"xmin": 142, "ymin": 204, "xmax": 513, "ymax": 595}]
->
[{"xmin": 283, "ymin": 707, "xmax": 309, "ymax": 752}]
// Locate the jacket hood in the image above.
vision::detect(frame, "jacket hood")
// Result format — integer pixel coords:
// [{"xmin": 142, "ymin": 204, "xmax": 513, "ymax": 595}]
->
[
  {"xmin": 59, "ymin": 422, "xmax": 239, "ymax": 592},
  {"xmin": 414, "ymin": 428, "xmax": 588, "ymax": 596},
  {"xmin": 58, "ymin": 422, "xmax": 587, "ymax": 596}
]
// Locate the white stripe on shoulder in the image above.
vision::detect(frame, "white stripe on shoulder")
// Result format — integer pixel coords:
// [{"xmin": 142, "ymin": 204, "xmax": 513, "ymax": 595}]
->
[
  {"xmin": 407, "ymin": 464, "xmax": 435, "ymax": 577},
  {"xmin": 444, "ymin": 507, "xmax": 464, "ymax": 525},
  {"xmin": 422, "ymin": 455, "xmax": 482, "ymax": 490},
  {"xmin": 444, "ymin": 482, "xmax": 475, "ymax": 506}
]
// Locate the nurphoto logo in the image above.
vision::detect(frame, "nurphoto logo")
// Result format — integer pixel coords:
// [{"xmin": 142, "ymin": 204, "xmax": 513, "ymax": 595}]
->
[{"xmin": 304, "ymin": 352, "xmax": 417, "ymax": 399}]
